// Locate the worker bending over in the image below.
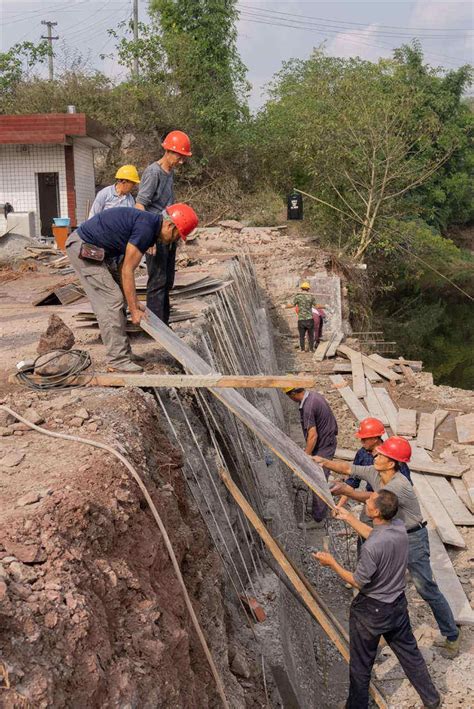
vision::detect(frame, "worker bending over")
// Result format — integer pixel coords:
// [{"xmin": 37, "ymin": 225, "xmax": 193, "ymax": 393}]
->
[
  {"xmin": 314, "ymin": 436, "xmax": 460, "ymax": 656},
  {"xmin": 284, "ymin": 386, "xmax": 338, "ymax": 528},
  {"xmin": 314, "ymin": 490, "xmax": 440, "ymax": 709},
  {"xmin": 88, "ymin": 165, "xmax": 140, "ymax": 217},
  {"xmin": 285, "ymin": 281, "xmax": 324, "ymax": 352},
  {"xmin": 66, "ymin": 204, "xmax": 198, "ymax": 373},
  {"xmin": 136, "ymin": 130, "xmax": 192, "ymax": 325}
]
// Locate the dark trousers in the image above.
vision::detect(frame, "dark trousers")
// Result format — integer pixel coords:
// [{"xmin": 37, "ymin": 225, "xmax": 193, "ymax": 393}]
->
[
  {"xmin": 311, "ymin": 444, "xmax": 336, "ymax": 522},
  {"xmin": 146, "ymin": 241, "xmax": 177, "ymax": 325},
  {"xmin": 347, "ymin": 593, "xmax": 439, "ymax": 709},
  {"xmin": 298, "ymin": 318, "xmax": 314, "ymax": 351}
]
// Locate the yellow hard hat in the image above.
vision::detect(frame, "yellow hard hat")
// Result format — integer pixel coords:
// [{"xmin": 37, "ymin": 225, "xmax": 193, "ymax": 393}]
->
[
  {"xmin": 301, "ymin": 281, "xmax": 311, "ymax": 290},
  {"xmin": 282, "ymin": 386, "xmax": 296, "ymax": 394},
  {"xmin": 115, "ymin": 165, "xmax": 140, "ymax": 183}
]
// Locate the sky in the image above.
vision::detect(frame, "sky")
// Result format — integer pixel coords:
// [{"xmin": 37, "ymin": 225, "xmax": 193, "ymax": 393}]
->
[{"xmin": 1, "ymin": 0, "xmax": 473, "ymax": 109}]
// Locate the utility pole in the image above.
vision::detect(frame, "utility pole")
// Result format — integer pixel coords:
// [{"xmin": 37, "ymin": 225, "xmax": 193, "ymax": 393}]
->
[
  {"xmin": 41, "ymin": 20, "xmax": 59, "ymax": 81},
  {"xmin": 133, "ymin": 0, "xmax": 139, "ymax": 78}
]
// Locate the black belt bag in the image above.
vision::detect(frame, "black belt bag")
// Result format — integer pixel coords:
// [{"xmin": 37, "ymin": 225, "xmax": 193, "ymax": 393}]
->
[
  {"xmin": 407, "ymin": 520, "xmax": 427, "ymax": 534},
  {"xmin": 79, "ymin": 242, "xmax": 105, "ymax": 262}
]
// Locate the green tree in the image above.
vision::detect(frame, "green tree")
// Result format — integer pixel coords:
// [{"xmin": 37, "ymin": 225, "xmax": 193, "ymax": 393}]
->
[{"xmin": 0, "ymin": 40, "xmax": 50, "ymax": 99}]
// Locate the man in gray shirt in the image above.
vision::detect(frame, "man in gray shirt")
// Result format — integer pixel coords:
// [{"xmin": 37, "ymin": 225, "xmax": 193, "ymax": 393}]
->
[
  {"xmin": 136, "ymin": 130, "xmax": 192, "ymax": 325},
  {"xmin": 315, "ymin": 435, "xmax": 460, "ymax": 656},
  {"xmin": 314, "ymin": 490, "xmax": 440, "ymax": 709}
]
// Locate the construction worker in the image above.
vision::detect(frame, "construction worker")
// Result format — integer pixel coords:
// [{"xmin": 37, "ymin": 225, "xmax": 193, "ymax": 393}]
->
[
  {"xmin": 314, "ymin": 436, "xmax": 460, "ymax": 656},
  {"xmin": 334, "ymin": 417, "xmax": 412, "ymax": 512},
  {"xmin": 314, "ymin": 490, "xmax": 441, "ymax": 709},
  {"xmin": 136, "ymin": 130, "xmax": 192, "ymax": 325},
  {"xmin": 88, "ymin": 165, "xmax": 140, "ymax": 217},
  {"xmin": 66, "ymin": 204, "xmax": 198, "ymax": 373},
  {"xmin": 285, "ymin": 281, "xmax": 324, "ymax": 352},
  {"xmin": 283, "ymin": 386, "xmax": 338, "ymax": 528}
]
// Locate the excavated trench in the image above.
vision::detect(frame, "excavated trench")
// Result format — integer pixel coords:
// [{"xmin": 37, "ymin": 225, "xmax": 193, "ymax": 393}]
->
[{"xmin": 0, "ymin": 255, "xmax": 351, "ymax": 708}]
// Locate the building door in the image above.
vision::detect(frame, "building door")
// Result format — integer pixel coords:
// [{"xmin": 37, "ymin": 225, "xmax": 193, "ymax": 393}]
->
[{"xmin": 37, "ymin": 172, "xmax": 59, "ymax": 237}]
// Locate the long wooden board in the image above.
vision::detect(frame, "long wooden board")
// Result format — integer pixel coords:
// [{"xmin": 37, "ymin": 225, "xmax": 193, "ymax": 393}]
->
[
  {"xmin": 451, "ymin": 478, "xmax": 474, "ymax": 514},
  {"xmin": 329, "ymin": 376, "xmax": 369, "ymax": 422},
  {"xmin": 334, "ymin": 448, "xmax": 467, "ymax": 477},
  {"xmin": 338, "ymin": 345, "xmax": 401, "ymax": 382},
  {"xmin": 141, "ymin": 309, "xmax": 334, "ymax": 508},
  {"xmin": 411, "ymin": 473, "xmax": 466, "ymax": 548},
  {"xmin": 426, "ymin": 475, "xmax": 474, "ymax": 526},
  {"xmin": 350, "ymin": 349, "xmax": 366, "ymax": 398},
  {"xmin": 363, "ymin": 365, "xmax": 382, "ymax": 383},
  {"xmin": 13, "ymin": 372, "xmax": 320, "ymax": 390},
  {"xmin": 396, "ymin": 408, "xmax": 417, "ymax": 437},
  {"xmin": 219, "ymin": 468, "xmax": 388, "ymax": 708},
  {"xmin": 325, "ymin": 331, "xmax": 344, "ymax": 358},
  {"xmin": 397, "ymin": 357, "xmax": 417, "ymax": 386},
  {"xmin": 314, "ymin": 338, "xmax": 332, "ymax": 361},
  {"xmin": 455, "ymin": 413, "xmax": 474, "ymax": 443},
  {"xmin": 364, "ymin": 380, "xmax": 389, "ymax": 425},
  {"xmin": 373, "ymin": 388, "xmax": 398, "ymax": 432},
  {"xmin": 415, "ymin": 412, "xmax": 436, "ymax": 450},
  {"xmin": 434, "ymin": 410, "xmax": 449, "ymax": 431},
  {"xmin": 427, "ymin": 528, "xmax": 474, "ymax": 626}
]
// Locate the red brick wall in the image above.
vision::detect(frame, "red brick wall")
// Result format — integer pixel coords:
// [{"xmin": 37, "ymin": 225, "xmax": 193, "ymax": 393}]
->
[
  {"xmin": 0, "ymin": 114, "xmax": 87, "ymax": 144},
  {"xmin": 64, "ymin": 145, "xmax": 77, "ymax": 226}
]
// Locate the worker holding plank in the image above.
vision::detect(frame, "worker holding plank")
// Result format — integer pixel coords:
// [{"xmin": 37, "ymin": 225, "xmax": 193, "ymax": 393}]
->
[
  {"xmin": 284, "ymin": 386, "xmax": 338, "ymax": 527},
  {"xmin": 314, "ymin": 490, "xmax": 441, "ymax": 709},
  {"xmin": 66, "ymin": 204, "xmax": 198, "ymax": 372},
  {"xmin": 314, "ymin": 437, "xmax": 460, "ymax": 656},
  {"xmin": 136, "ymin": 130, "xmax": 192, "ymax": 326}
]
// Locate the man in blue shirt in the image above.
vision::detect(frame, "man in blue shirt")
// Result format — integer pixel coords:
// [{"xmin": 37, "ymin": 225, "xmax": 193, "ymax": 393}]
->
[{"xmin": 66, "ymin": 204, "xmax": 198, "ymax": 372}]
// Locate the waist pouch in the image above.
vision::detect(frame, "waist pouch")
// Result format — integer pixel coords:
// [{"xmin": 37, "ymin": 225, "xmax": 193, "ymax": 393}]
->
[{"xmin": 79, "ymin": 242, "xmax": 105, "ymax": 262}]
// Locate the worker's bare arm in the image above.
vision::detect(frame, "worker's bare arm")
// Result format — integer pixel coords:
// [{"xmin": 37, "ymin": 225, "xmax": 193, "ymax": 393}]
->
[
  {"xmin": 305, "ymin": 426, "xmax": 318, "ymax": 455},
  {"xmin": 135, "ymin": 202, "xmax": 146, "ymax": 211},
  {"xmin": 331, "ymin": 481, "xmax": 371, "ymax": 504},
  {"xmin": 332, "ymin": 506, "xmax": 372, "ymax": 539},
  {"xmin": 122, "ymin": 243, "xmax": 145, "ymax": 324},
  {"xmin": 313, "ymin": 456, "xmax": 351, "ymax": 476},
  {"xmin": 313, "ymin": 552, "xmax": 361, "ymax": 589}
]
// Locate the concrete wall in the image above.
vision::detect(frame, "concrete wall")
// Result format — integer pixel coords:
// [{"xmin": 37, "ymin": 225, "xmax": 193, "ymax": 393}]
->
[{"xmin": 0, "ymin": 144, "xmax": 67, "ymax": 235}]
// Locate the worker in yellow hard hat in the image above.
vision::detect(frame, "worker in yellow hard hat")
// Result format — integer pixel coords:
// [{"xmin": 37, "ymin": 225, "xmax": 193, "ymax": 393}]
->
[
  {"xmin": 88, "ymin": 165, "xmax": 140, "ymax": 218},
  {"xmin": 284, "ymin": 280, "xmax": 325, "ymax": 353}
]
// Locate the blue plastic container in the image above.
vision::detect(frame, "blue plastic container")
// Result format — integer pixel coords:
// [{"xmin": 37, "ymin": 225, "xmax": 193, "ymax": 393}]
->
[{"xmin": 53, "ymin": 217, "xmax": 71, "ymax": 227}]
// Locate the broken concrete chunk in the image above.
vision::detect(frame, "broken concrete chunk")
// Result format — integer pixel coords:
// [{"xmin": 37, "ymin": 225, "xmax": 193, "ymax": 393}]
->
[
  {"xmin": 16, "ymin": 491, "xmax": 41, "ymax": 507},
  {"xmin": 230, "ymin": 648, "xmax": 251, "ymax": 678},
  {"xmin": 0, "ymin": 410, "xmax": 15, "ymax": 426},
  {"xmin": 0, "ymin": 581, "xmax": 7, "ymax": 601},
  {"xmin": 24, "ymin": 408, "xmax": 44, "ymax": 425},
  {"xmin": 35, "ymin": 351, "xmax": 78, "ymax": 377},
  {"xmin": 1, "ymin": 451, "xmax": 26, "ymax": 468},
  {"xmin": 9, "ymin": 561, "xmax": 37, "ymax": 584},
  {"xmin": 75, "ymin": 408, "xmax": 89, "ymax": 421},
  {"xmin": 37, "ymin": 314, "xmax": 75, "ymax": 355},
  {"xmin": 218, "ymin": 220, "xmax": 244, "ymax": 230},
  {"xmin": 69, "ymin": 417, "xmax": 84, "ymax": 427},
  {"xmin": 0, "ymin": 426, "xmax": 13, "ymax": 436}
]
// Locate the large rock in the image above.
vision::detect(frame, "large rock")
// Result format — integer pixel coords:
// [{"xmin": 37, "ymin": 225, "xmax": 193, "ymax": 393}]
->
[
  {"xmin": 34, "ymin": 350, "xmax": 78, "ymax": 377},
  {"xmin": 37, "ymin": 314, "xmax": 75, "ymax": 355}
]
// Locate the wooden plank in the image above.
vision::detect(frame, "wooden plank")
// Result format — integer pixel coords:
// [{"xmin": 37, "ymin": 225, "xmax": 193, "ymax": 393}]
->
[
  {"xmin": 350, "ymin": 350, "xmax": 366, "ymax": 399},
  {"xmin": 455, "ymin": 413, "xmax": 474, "ymax": 443},
  {"xmin": 434, "ymin": 410, "xmax": 449, "ymax": 431},
  {"xmin": 373, "ymin": 388, "xmax": 398, "ymax": 432},
  {"xmin": 411, "ymin": 473, "xmax": 466, "ymax": 547},
  {"xmin": 314, "ymin": 338, "xmax": 332, "ymax": 361},
  {"xmin": 427, "ymin": 475, "xmax": 474, "ymax": 526},
  {"xmin": 451, "ymin": 478, "xmax": 474, "ymax": 514},
  {"xmin": 334, "ymin": 449, "xmax": 467, "ymax": 477},
  {"xmin": 427, "ymin": 528, "xmax": 474, "ymax": 626},
  {"xmin": 218, "ymin": 467, "xmax": 388, "ymax": 708},
  {"xmin": 416, "ymin": 412, "xmax": 436, "ymax": 450},
  {"xmin": 363, "ymin": 365, "xmax": 382, "ymax": 383},
  {"xmin": 462, "ymin": 468, "xmax": 474, "ymax": 507},
  {"xmin": 396, "ymin": 357, "xmax": 417, "ymax": 385},
  {"xmin": 325, "ymin": 331, "xmax": 344, "ymax": 358},
  {"xmin": 338, "ymin": 345, "xmax": 401, "ymax": 382},
  {"xmin": 364, "ymin": 380, "xmax": 389, "ymax": 425},
  {"xmin": 329, "ymin": 377, "xmax": 369, "ymax": 422},
  {"xmin": 396, "ymin": 408, "xmax": 417, "ymax": 437},
  {"xmin": 11, "ymin": 372, "xmax": 320, "ymax": 390},
  {"xmin": 141, "ymin": 309, "xmax": 334, "ymax": 508}
]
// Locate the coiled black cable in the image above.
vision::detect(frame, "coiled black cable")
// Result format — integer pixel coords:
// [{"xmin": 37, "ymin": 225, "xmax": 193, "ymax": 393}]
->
[{"xmin": 15, "ymin": 349, "xmax": 93, "ymax": 391}]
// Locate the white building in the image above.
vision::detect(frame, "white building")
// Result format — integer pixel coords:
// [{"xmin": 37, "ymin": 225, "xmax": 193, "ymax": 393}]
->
[{"xmin": 0, "ymin": 112, "xmax": 110, "ymax": 237}]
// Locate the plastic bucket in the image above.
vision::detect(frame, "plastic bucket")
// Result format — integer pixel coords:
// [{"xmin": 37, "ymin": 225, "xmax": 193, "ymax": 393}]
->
[{"xmin": 53, "ymin": 217, "xmax": 71, "ymax": 227}]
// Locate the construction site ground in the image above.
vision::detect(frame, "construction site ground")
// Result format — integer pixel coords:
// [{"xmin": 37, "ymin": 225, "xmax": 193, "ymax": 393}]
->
[{"xmin": 1, "ymin": 223, "xmax": 473, "ymax": 708}]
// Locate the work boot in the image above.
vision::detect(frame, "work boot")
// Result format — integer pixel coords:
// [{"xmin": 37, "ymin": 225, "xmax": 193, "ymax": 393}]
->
[
  {"xmin": 130, "ymin": 352, "xmax": 146, "ymax": 363},
  {"xmin": 298, "ymin": 520, "xmax": 325, "ymax": 530},
  {"xmin": 107, "ymin": 361, "xmax": 144, "ymax": 373},
  {"xmin": 423, "ymin": 696, "xmax": 442, "ymax": 709},
  {"xmin": 433, "ymin": 631, "xmax": 460, "ymax": 658}
]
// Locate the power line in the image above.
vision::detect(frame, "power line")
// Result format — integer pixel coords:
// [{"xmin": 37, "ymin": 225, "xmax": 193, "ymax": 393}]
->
[{"xmin": 41, "ymin": 20, "xmax": 59, "ymax": 80}]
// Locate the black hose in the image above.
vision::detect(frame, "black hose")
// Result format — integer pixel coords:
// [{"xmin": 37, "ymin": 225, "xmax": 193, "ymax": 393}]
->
[{"xmin": 15, "ymin": 349, "xmax": 93, "ymax": 390}]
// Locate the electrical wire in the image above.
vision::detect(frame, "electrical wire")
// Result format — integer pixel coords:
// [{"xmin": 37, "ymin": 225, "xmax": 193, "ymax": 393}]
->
[
  {"xmin": 15, "ymin": 350, "xmax": 93, "ymax": 391},
  {"xmin": 0, "ymin": 404, "xmax": 230, "ymax": 709}
]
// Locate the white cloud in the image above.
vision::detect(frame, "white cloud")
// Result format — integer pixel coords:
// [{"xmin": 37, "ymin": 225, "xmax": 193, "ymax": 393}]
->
[
  {"xmin": 327, "ymin": 23, "xmax": 390, "ymax": 62},
  {"xmin": 409, "ymin": 0, "xmax": 472, "ymax": 30}
]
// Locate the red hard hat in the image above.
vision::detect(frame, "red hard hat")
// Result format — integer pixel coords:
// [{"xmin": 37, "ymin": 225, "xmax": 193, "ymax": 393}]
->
[
  {"xmin": 375, "ymin": 436, "xmax": 412, "ymax": 463},
  {"xmin": 162, "ymin": 130, "xmax": 192, "ymax": 157},
  {"xmin": 355, "ymin": 417, "xmax": 386, "ymax": 439},
  {"xmin": 166, "ymin": 203, "xmax": 198, "ymax": 241}
]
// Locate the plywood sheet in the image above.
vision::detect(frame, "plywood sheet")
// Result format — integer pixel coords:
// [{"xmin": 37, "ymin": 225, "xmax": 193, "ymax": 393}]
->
[
  {"xmin": 412, "ymin": 473, "xmax": 466, "ymax": 548},
  {"xmin": 455, "ymin": 413, "xmax": 474, "ymax": 444},
  {"xmin": 396, "ymin": 408, "xmax": 417, "ymax": 437},
  {"xmin": 141, "ymin": 309, "xmax": 334, "ymax": 508},
  {"xmin": 428, "ymin": 528, "xmax": 474, "ymax": 625}
]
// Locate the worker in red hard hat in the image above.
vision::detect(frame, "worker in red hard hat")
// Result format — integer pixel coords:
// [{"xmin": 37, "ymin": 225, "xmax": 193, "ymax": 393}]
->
[
  {"xmin": 136, "ymin": 130, "xmax": 193, "ymax": 325},
  {"xmin": 313, "ymin": 437, "xmax": 460, "ymax": 660},
  {"xmin": 66, "ymin": 204, "xmax": 198, "ymax": 372},
  {"xmin": 333, "ymin": 418, "xmax": 412, "ymax": 514}
]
